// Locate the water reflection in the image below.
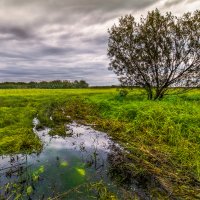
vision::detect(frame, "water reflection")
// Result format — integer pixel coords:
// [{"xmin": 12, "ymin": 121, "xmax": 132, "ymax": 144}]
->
[{"xmin": 0, "ymin": 118, "xmax": 117, "ymax": 199}]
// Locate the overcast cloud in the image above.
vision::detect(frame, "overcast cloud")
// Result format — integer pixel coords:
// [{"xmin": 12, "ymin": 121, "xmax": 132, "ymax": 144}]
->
[{"xmin": 0, "ymin": 0, "xmax": 199, "ymax": 85}]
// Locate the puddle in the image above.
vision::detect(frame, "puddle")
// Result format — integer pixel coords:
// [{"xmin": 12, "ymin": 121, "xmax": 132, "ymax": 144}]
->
[{"xmin": 0, "ymin": 118, "xmax": 121, "ymax": 199}]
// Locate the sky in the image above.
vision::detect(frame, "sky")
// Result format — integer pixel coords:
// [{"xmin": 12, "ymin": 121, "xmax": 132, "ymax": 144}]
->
[{"xmin": 0, "ymin": 0, "xmax": 199, "ymax": 86}]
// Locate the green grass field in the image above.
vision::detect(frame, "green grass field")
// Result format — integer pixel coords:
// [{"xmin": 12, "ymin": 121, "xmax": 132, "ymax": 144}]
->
[{"xmin": 0, "ymin": 88, "xmax": 200, "ymax": 199}]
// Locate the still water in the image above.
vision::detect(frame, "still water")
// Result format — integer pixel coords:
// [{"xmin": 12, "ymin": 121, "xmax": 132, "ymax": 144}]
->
[{"xmin": 0, "ymin": 118, "xmax": 121, "ymax": 199}]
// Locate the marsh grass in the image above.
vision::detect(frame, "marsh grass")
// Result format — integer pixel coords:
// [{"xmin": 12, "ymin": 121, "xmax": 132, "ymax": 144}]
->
[
  {"xmin": 0, "ymin": 97, "xmax": 42, "ymax": 154},
  {"xmin": 0, "ymin": 88, "xmax": 199, "ymax": 198},
  {"xmin": 62, "ymin": 91, "xmax": 200, "ymax": 198}
]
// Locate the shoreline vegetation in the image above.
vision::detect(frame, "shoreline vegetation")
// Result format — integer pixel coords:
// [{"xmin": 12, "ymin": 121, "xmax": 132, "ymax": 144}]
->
[{"xmin": 0, "ymin": 88, "xmax": 200, "ymax": 199}]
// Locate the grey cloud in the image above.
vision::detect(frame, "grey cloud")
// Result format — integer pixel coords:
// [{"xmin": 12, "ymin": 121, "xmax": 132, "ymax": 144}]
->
[
  {"xmin": 3, "ymin": 0, "xmax": 157, "ymax": 12},
  {"xmin": 165, "ymin": 0, "xmax": 181, "ymax": 7},
  {"xmin": 187, "ymin": 0, "xmax": 199, "ymax": 2},
  {"xmin": 0, "ymin": 0, "xmax": 159, "ymax": 27},
  {"xmin": 0, "ymin": 0, "xmax": 198, "ymax": 85},
  {"xmin": 0, "ymin": 25, "xmax": 35, "ymax": 40},
  {"xmin": 165, "ymin": 0, "xmax": 199, "ymax": 7},
  {"xmin": 40, "ymin": 46, "xmax": 69, "ymax": 56},
  {"xmin": 81, "ymin": 34, "xmax": 108, "ymax": 46},
  {"xmin": 35, "ymin": 45, "xmax": 103, "ymax": 58},
  {"xmin": 0, "ymin": 63, "xmax": 118, "ymax": 86},
  {"xmin": 0, "ymin": 52, "xmax": 31, "ymax": 59}
]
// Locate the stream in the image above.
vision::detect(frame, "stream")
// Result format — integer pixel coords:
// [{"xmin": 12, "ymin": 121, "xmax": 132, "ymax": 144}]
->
[{"xmin": 0, "ymin": 118, "xmax": 123, "ymax": 199}]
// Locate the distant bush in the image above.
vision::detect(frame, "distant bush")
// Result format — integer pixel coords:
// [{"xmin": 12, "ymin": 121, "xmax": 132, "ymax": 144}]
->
[
  {"xmin": 119, "ymin": 89, "xmax": 128, "ymax": 97},
  {"xmin": 115, "ymin": 89, "xmax": 129, "ymax": 101}
]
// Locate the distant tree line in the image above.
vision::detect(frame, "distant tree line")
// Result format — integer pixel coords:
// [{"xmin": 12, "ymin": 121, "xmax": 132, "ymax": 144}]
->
[{"xmin": 0, "ymin": 80, "xmax": 89, "ymax": 89}]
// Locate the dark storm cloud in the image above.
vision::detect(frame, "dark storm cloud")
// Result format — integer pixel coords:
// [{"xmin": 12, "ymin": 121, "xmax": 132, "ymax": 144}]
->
[
  {"xmin": 0, "ymin": 0, "xmax": 159, "ymax": 26},
  {"xmin": 40, "ymin": 46, "xmax": 69, "ymax": 56},
  {"xmin": 0, "ymin": 0, "xmax": 199, "ymax": 85},
  {"xmin": 38, "ymin": 45, "xmax": 101, "ymax": 57},
  {"xmin": 0, "ymin": 25, "xmax": 33, "ymax": 39},
  {"xmin": 4, "ymin": 0, "xmax": 157, "ymax": 12}
]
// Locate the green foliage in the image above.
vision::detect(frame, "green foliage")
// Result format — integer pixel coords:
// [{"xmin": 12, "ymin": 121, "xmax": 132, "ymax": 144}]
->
[
  {"xmin": 49, "ymin": 124, "xmax": 68, "ymax": 137},
  {"xmin": 32, "ymin": 165, "xmax": 45, "ymax": 182},
  {"xmin": 115, "ymin": 89, "xmax": 129, "ymax": 101},
  {"xmin": 75, "ymin": 167, "xmax": 86, "ymax": 176},
  {"xmin": 60, "ymin": 161, "xmax": 69, "ymax": 167},
  {"xmin": 0, "ymin": 128, "xmax": 42, "ymax": 154},
  {"xmin": 62, "ymin": 89, "xmax": 200, "ymax": 198},
  {"xmin": 26, "ymin": 186, "xmax": 33, "ymax": 196},
  {"xmin": 0, "ymin": 88, "xmax": 199, "ymax": 198},
  {"xmin": 0, "ymin": 95, "xmax": 42, "ymax": 154},
  {"xmin": 119, "ymin": 89, "xmax": 128, "ymax": 97},
  {"xmin": 89, "ymin": 181, "xmax": 118, "ymax": 200},
  {"xmin": 108, "ymin": 9, "xmax": 200, "ymax": 100},
  {"xmin": 0, "ymin": 80, "xmax": 89, "ymax": 89}
]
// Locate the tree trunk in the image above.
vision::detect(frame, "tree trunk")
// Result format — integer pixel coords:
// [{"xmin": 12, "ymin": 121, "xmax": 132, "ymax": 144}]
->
[
  {"xmin": 147, "ymin": 87, "xmax": 153, "ymax": 100},
  {"xmin": 154, "ymin": 88, "xmax": 165, "ymax": 100}
]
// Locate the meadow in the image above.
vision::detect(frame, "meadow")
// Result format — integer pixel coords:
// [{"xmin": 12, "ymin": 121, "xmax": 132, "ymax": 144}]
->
[{"xmin": 0, "ymin": 88, "xmax": 199, "ymax": 199}]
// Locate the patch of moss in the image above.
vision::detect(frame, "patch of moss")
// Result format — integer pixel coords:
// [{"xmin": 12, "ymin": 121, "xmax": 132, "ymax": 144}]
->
[{"xmin": 0, "ymin": 128, "xmax": 42, "ymax": 154}]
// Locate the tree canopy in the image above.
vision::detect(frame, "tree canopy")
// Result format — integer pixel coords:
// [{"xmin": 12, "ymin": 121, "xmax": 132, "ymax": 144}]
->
[{"xmin": 108, "ymin": 9, "xmax": 200, "ymax": 100}]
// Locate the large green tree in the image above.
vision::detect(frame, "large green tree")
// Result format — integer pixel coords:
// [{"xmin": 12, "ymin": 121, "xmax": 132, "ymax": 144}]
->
[{"xmin": 108, "ymin": 9, "xmax": 200, "ymax": 100}]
